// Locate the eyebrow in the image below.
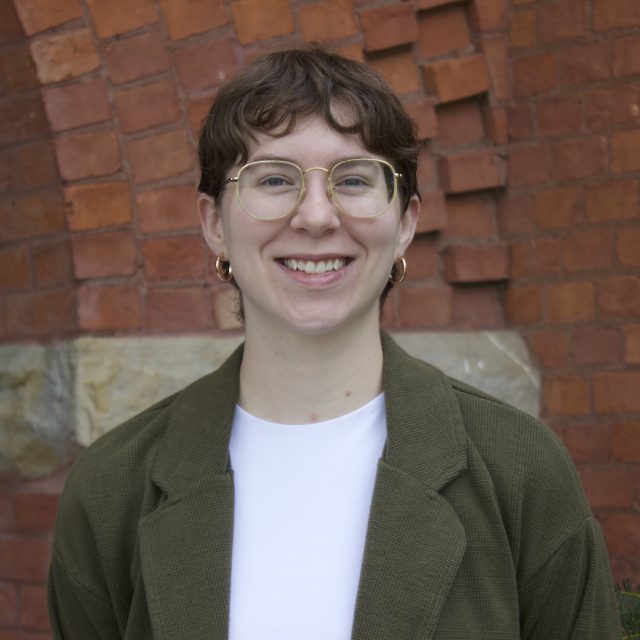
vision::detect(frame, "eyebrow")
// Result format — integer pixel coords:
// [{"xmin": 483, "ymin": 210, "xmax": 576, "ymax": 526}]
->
[{"xmin": 247, "ymin": 154, "xmax": 374, "ymax": 166}]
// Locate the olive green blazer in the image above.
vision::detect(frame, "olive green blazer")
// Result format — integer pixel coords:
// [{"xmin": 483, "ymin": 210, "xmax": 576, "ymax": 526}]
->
[{"xmin": 49, "ymin": 333, "xmax": 622, "ymax": 639}]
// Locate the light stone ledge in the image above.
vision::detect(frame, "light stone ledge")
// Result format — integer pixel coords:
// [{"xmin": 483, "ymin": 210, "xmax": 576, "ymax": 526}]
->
[{"xmin": 0, "ymin": 332, "xmax": 539, "ymax": 479}]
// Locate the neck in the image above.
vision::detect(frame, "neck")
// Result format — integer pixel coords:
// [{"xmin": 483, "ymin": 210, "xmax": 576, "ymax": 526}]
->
[{"xmin": 238, "ymin": 320, "xmax": 384, "ymax": 424}]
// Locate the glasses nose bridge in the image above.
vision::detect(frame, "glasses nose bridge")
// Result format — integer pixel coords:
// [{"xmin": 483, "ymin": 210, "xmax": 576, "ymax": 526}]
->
[{"xmin": 300, "ymin": 165, "xmax": 333, "ymax": 203}]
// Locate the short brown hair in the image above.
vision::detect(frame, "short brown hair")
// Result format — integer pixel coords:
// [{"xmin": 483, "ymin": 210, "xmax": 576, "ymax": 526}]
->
[{"xmin": 198, "ymin": 46, "xmax": 420, "ymax": 211}]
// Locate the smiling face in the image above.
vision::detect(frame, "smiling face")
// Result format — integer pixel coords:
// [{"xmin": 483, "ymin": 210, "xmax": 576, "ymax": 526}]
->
[{"xmin": 199, "ymin": 115, "xmax": 418, "ymax": 339}]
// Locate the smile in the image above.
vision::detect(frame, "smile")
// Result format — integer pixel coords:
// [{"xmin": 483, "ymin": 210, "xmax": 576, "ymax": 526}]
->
[{"xmin": 282, "ymin": 258, "xmax": 348, "ymax": 274}]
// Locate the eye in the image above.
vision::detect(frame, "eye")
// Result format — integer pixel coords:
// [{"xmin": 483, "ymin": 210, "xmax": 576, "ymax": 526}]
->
[{"xmin": 260, "ymin": 175, "xmax": 292, "ymax": 187}]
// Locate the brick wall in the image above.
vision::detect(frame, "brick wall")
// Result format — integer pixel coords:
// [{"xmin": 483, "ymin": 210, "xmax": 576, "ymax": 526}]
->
[{"xmin": 0, "ymin": 0, "xmax": 638, "ymax": 635}]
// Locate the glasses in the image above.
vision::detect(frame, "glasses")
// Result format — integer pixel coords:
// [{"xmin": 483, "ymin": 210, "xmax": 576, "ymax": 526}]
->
[{"xmin": 222, "ymin": 158, "xmax": 402, "ymax": 220}]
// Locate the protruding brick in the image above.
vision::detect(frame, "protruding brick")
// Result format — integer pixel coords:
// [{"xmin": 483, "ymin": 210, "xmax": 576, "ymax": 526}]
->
[
  {"xmin": 78, "ymin": 284, "xmax": 142, "ymax": 332},
  {"xmin": 105, "ymin": 32, "xmax": 171, "ymax": 85},
  {"xmin": 397, "ymin": 284, "xmax": 452, "ymax": 327},
  {"xmin": 612, "ymin": 421, "xmax": 640, "ymax": 462},
  {"xmin": 175, "ymin": 39, "xmax": 237, "ymax": 92},
  {"xmin": 418, "ymin": 5, "xmax": 470, "ymax": 58},
  {"xmin": 436, "ymin": 100, "xmax": 484, "ymax": 148},
  {"xmin": 561, "ymin": 424, "xmax": 610, "ymax": 464},
  {"xmin": 468, "ymin": 0, "xmax": 506, "ymax": 31},
  {"xmin": 369, "ymin": 50, "xmax": 422, "ymax": 95},
  {"xmin": 571, "ymin": 327, "xmax": 623, "ymax": 366},
  {"xmin": 231, "ymin": 0, "xmax": 294, "ymax": 45},
  {"xmin": 146, "ymin": 286, "xmax": 212, "ymax": 331},
  {"xmin": 72, "ymin": 231, "xmax": 137, "ymax": 279},
  {"xmin": 440, "ymin": 150, "xmax": 506, "ymax": 194},
  {"xmin": 594, "ymin": 372, "xmax": 640, "ymax": 414},
  {"xmin": 442, "ymin": 244, "xmax": 508, "ymax": 283},
  {"xmin": 136, "ymin": 185, "xmax": 200, "ymax": 233},
  {"xmin": 159, "ymin": 0, "xmax": 228, "ymax": 40},
  {"xmin": 612, "ymin": 129, "xmax": 640, "ymax": 173},
  {"xmin": 598, "ymin": 276, "xmax": 640, "ymax": 317},
  {"xmin": 543, "ymin": 374, "xmax": 590, "ymax": 416},
  {"xmin": 585, "ymin": 180, "xmax": 638, "ymax": 222},
  {"xmin": 142, "ymin": 235, "xmax": 207, "ymax": 281},
  {"xmin": 487, "ymin": 106, "xmax": 508, "ymax": 145},
  {"xmin": 5, "ymin": 289, "xmax": 75, "ymax": 338},
  {"xmin": 115, "ymin": 80, "xmax": 180, "ymax": 133},
  {"xmin": 528, "ymin": 329, "xmax": 568, "ymax": 368},
  {"xmin": 14, "ymin": 0, "xmax": 83, "ymax": 36},
  {"xmin": 55, "ymin": 130, "xmax": 121, "ymax": 181},
  {"xmin": 30, "ymin": 29, "xmax": 100, "ymax": 84},
  {"xmin": 0, "ymin": 245, "xmax": 31, "ymax": 291},
  {"xmin": 415, "ymin": 190, "xmax": 447, "ymax": 233},
  {"xmin": 0, "ymin": 190, "xmax": 66, "ymax": 241},
  {"xmin": 510, "ymin": 237, "xmax": 560, "ymax": 279},
  {"xmin": 562, "ymin": 229, "xmax": 613, "ymax": 273},
  {"xmin": 299, "ymin": 0, "xmax": 358, "ymax": 42},
  {"xmin": 548, "ymin": 281, "xmax": 595, "ymax": 324},
  {"xmin": 508, "ymin": 144, "xmax": 554, "ymax": 190},
  {"xmin": 624, "ymin": 325, "xmax": 640, "ymax": 363},
  {"xmin": 538, "ymin": 0, "xmax": 588, "ymax": 43},
  {"xmin": 558, "ymin": 42, "xmax": 610, "ymax": 88},
  {"xmin": 613, "ymin": 34, "xmax": 640, "ymax": 78},
  {"xmin": 404, "ymin": 98, "xmax": 438, "ymax": 140},
  {"xmin": 616, "ymin": 228, "xmax": 640, "ymax": 267},
  {"xmin": 43, "ymin": 79, "xmax": 111, "ymax": 132},
  {"xmin": 87, "ymin": 0, "xmax": 157, "ymax": 38},
  {"xmin": 423, "ymin": 54, "xmax": 490, "ymax": 103},
  {"xmin": 32, "ymin": 239, "xmax": 73, "ymax": 287},
  {"xmin": 17, "ymin": 141, "xmax": 59, "ymax": 189},
  {"xmin": 361, "ymin": 4, "xmax": 418, "ymax": 53},
  {"xmin": 128, "ymin": 129, "xmax": 194, "ymax": 184},
  {"xmin": 65, "ymin": 182, "xmax": 132, "ymax": 231},
  {"xmin": 482, "ymin": 37, "xmax": 510, "ymax": 100},
  {"xmin": 513, "ymin": 52, "xmax": 556, "ymax": 97},
  {"xmin": 593, "ymin": 0, "xmax": 640, "ymax": 31}
]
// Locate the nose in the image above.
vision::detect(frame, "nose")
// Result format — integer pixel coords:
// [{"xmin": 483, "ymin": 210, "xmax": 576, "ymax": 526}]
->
[{"xmin": 289, "ymin": 168, "xmax": 340, "ymax": 235}]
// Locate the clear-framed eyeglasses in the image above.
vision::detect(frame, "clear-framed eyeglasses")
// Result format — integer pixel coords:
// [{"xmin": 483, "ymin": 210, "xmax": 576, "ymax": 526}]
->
[{"xmin": 221, "ymin": 158, "xmax": 403, "ymax": 221}]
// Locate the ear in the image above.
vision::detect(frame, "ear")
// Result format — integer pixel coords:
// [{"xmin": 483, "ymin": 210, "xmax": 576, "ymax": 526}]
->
[
  {"xmin": 395, "ymin": 194, "xmax": 419, "ymax": 257},
  {"xmin": 198, "ymin": 193, "xmax": 226, "ymax": 257}
]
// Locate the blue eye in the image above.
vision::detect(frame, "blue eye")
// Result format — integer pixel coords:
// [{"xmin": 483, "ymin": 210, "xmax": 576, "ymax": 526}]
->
[{"xmin": 262, "ymin": 176, "xmax": 288, "ymax": 187}]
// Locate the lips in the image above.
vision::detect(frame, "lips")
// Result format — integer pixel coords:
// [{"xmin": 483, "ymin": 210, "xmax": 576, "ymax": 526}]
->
[{"xmin": 282, "ymin": 258, "xmax": 348, "ymax": 274}]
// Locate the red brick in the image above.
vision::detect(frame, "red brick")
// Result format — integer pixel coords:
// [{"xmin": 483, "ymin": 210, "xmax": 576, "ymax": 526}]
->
[
  {"xmin": 537, "ymin": 95, "xmax": 582, "ymax": 137},
  {"xmin": 55, "ymin": 130, "xmax": 121, "ymax": 181},
  {"xmin": 548, "ymin": 281, "xmax": 595, "ymax": 323},
  {"xmin": 468, "ymin": 0, "xmax": 506, "ymax": 31},
  {"xmin": 0, "ymin": 95, "xmax": 49, "ymax": 145},
  {"xmin": 585, "ymin": 84, "xmax": 640, "ymax": 130},
  {"xmin": 585, "ymin": 180, "xmax": 638, "ymax": 223},
  {"xmin": 593, "ymin": 371, "xmax": 640, "ymax": 414},
  {"xmin": 578, "ymin": 466, "xmax": 636, "ymax": 510},
  {"xmin": 32, "ymin": 239, "xmax": 73, "ymax": 287},
  {"xmin": 17, "ymin": 142, "xmax": 59, "ymax": 189},
  {"xmin": 19, "ymin": 584, "xmax": 49, "ymax": 631},
  {"xmin": 175, "ymin": 39, "xmax": 237, "ymax": 93},
  {"xmin": 507, "ymin": 144, "xmax": 553, "ymax": 190},
  {"xmin": 510, "ymin": 237, "xmax": 560, "ymax": 279},
  {"xmin": 561, "ymin": 424, "xmax": 610, "ymax": 464},
  {"xmin": 0, "ymin": 583, "xmax": 17, "ymax": 625},
  {"xmin": 423, "ymin": 54, "xmax": 490, "ymax": 103},
  {"xmin": 71, "ymin": 231, "xmax": 137, "ymax": 279},
  {"xmin": 0, "ymin": 490, "xmax": 14, "ymax": 532},
  {"xmin": 593, "ymin": 0, "xmax": 640, "ymax": 31},
  {"xmin": 533, "ymin": 187, "xmax": 582, "ymax": 231},
  {"xmin": 436, "ymin": 100, "xmax": 484, "ymax": 148},
  {"xmin": 414, "ymin": 190, "xmax": 447, "ymax": 233},
  {"xmin": 397, "ymin": 284, "xmax": 452, "ymax": 327},
  {"xmin": 369, "ymin": 50, "xmax": 421, "ymax": 95},
  {"xmin": 29, "ymin": 29, "xmax": 100, "ymax": 84},
  {"xmin": 0, "ymin": 535, "xmax": 51, "ymax": 582},
  {"xmin": 617, "ymin": 228, "xmax": 640, "ymax": 267},
  {"xmin": 538, "ymin": 0, "xmax": 587, "ymax": 43},
  {"xmin": 115, "ymin": 80, "xmax": 180, "ymax": 134},
  {"xmin": 486, "ymin": 106, "xmax": 508, "ymax": 145},
  {"xmin": 558, "ymin": 42, "xmax": 610, "ymax": 88},
  {"xmin": 509, "ymin": 10, "xmax": 536, "ymax": 48},
  {"xmin": 78, "ymin": 285, "xmax": 142, "ymax": 331},
  {"xmin": 159, "ymin": 0, "xmax": 228, "ymax": 40},
  {"xmin": 0, "ymin": 245, "xmax": 31, "ymax": 291},
  {"xmin": 556, "ymin": 136, "xmax": 607, "ymax": 181},
  {"xmin": 143, "ymin": 235, "xmax": 207, "ymax": 282},
  {"xmin": 601, "ymin": 513, "xmax": 640, "ymax": 557},
  {"xmin": 105, "ymin": 32, "xmax": 171, "ymax": 85},
  {"xmin": 0, "ymin": 44, "xmax": 39, "ymax": 94},
  {"xmin": 128, "ymin": 129, "xmax": 194, "ymax": 184},
  {"xmin": 598, "ymin": 276, "xmax": 640, "ymax": 317},
  {"xmin": 528, "ymin": 329, "xmax": 568, "ymax": 368},
  {"xmin": 230, "ymin": 0, "xmax": 294, "ymax": 44},
  {"xmin": 624, "ymin": 324, "xmax": 640, "ymax": 363},
  {"xmin": 5, "ymin": 289, "xmax": 75, "ymax": 338},
  {"xmin": 404, "ymin": 235, "xmax": 439, "ymax": 279},
  {"xmin": 417, "ymin": 6, "xmax": 470, "ymax": 59},
  {"xmin": 571, "ymin": 326, "xmax": 623, "ymax": 366},
  {"xmin": 612, "ymin": 129, "xmax": 640, "ymax": 174},
  {"xmin": 481, "ymin": 37, "xmax": 510, "ymax": 101},
  {"xmin": 136, "ymin": 185, "xmax": 200, "ymax": 234},
  {"xmin": 562, "ymin": 229, "xmax": 613, "ymax": 273},
  {"xmin": 14, "ymin": 492, "xmax": 59, "ymax": 534},
  {"xmin": 444, "ymin": 193, "xmax": 495, "ymax": 239},
  {"xmin": 0, "ymin": 155, "xmax": 18, "ymax": 192},
  {"xmin": 543, "ymin": 374, "xmax": 590, "ymax": 416},
  {"xmin": 187, "ymin": 95, "xmax": 216, "ymax": 137},
  {"xmin": 504, "ymin": 284, "xmax": 542, "ymax": 325},
  {"xmin": 14, "ymin": 0, "xmax": 83, "ymax": 36},
  {"xmin": 336, "ymin": 44, "xmax": 365, "ymax": 64},
  {"xmin": 451, "ymin": 285, "xmax": 503, "ymax": 328},
  {"xmin": 43, "ymin": 79, "xmax": 111, "ymax": 133},
  {"xmin": 417, "ymin": 147, "xmax": 436, "ymax": 189},
  {"xmin": 360, "ymin": 4, "xmax": 418, "ymax": 52},
  {"xmin": 0, "ymin": 0, "xmax": 23, "ymax": 41},
  {"xmin": 440, "ymin": 150, "xmax": 506, "ymax": 194},
  {"xmin": 0, "ymin": 190, "xmax": 66, "ymax": 241},
  {"xmin": 613, "ymin": 34, "xmax": 640, "ymax": 78},
  {"xmin": 146, "ymin": 286, "xmax": 211, "ymax": 331},
  {"xmin": 403, "ymin": 98, "xmax": 438, "ymax": 141},
  {"xmin": 513, "ymin": 52, "xmax": 556, "ymax": 97},
  {"xmin": 65, "ymin": 182, "xmax": 132, "ymax": 231},
  {"xmin": 87, "ymin": 0, "xmax": 157, "ymax": 38},
  {"xmin": 612, "ymin": 421, "xmax": 640, "ymax": 462},
  {"xmin": 507, "ymin": 103, "xmax": 533, "ymax": 142},
  {"xmin": 442, "ymin": 244, "xmax": 508, "ymax": 283},
  {"xmin": 299, "ymin": 0, "xmax": 358, "ymax": 42}
]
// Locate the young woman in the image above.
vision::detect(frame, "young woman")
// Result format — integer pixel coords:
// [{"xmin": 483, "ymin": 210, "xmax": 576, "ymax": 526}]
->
[{"xmin": 48, "ymin": 48, "xmax": 621, "ymax": 639}]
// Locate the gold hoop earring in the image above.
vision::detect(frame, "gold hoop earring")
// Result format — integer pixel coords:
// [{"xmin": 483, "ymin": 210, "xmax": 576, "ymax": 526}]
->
[
  {"xmin": 389, "ymin": 256, "xmax": 407, "ymax": 285},
  {"xmin": 215, "ymin": 254, "xmax": 233, "ymax": 283}
]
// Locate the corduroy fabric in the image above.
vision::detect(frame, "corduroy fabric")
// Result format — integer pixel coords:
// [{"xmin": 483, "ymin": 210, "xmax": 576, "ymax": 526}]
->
[{"xmin": 48, "ymin": 333, "xmax": 622, "ymax": 639}]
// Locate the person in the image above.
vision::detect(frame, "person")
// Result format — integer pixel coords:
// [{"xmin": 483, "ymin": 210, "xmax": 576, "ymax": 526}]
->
[{"xmin": 48, "ymin": 47, "xmax": 622, "ymax": 639}]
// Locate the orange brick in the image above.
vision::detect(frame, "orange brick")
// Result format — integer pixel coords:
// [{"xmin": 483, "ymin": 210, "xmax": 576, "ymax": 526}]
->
[
  {"xmin": 558, "ymin": 42, "xmax": 610, "ymax": 88},
  {"xmin": 175, "ymin": 39, "xmax": 237, "ymax": 92},
  {"xmin": 14, "ymin": 0, "xmax": 83, "ymax": 36},
  {"xmin": 585, "ymin": 84, "xmax": 640, "ymax": 130},
  {"xmin": 423, "ymin": 54, "xmax": 490, "ymax": 103},
  {"xmin": 17, "ymin": 141, "xmax": 58, "ymax": 189},
  {"xmin": 562, "ymin": 229, "xmax": 613, "ymax": 273},
  {"xmin": 0, "ymin": 245, "xmax": 31, "ymax": 291},
  {"xmin": 444, "ymin": 193, "xmax": 495, "ymax": 239},
  {"xmin": 624, "ymin": 325, "xmax": 640, "ymax": 363},
  {"xmin": 72, "ymin": 231, "xmax": 136, "ymax": 279},
  {"xmin": 32, "ymin": 239, "xmax": 73, "ymax": 287},
  {"xmin": 593, "ymin": 372, "xmax": 640, "ymax": 414},
  {"xmin": 547, "ymin": 281, "xmax": 595, "ymax": 323},
  {"xmin": 146, "ymin": 287, "xmax": 212, "ymax": 331},
  {"xmin": 231, "ymin": 0, "xmax": 294, "ymax": 44},
  {"xmin": 510, "ymin": 237, "xmax": 560, "ymax": 279},
  {"xmin": 593, "ymin": 0, "xmax": 640, "ymax": 31},
  {"xmin": 397, "ymin": 284, "xmax": 452, "ymax": 327},
  {"xmin": 451, "ymin": 285, "xmax": 504, "ymax": 328},
  {"xmin": 585, "ymin": 180, "xmax": 638, "ymax": 223},
  {"xmin": 30, "ymin": 29, "xmax": 100, "ymax": 84},
  {"xmin": 509, "ymin": 10, "xmax": 536, "ymax": 48},
  {"xmin": 105, "ymin": 32, "xmax": 171, "ymax": 85},
  {"xmin": 436, "ymin": 99, "xmax": 484, "ymax": 148},
  {"xmin": 537, "ymin": 94, "xmax": 582, "ymax": 137},
  {"xmin": 440, "ymin": 150, "xmax": 506, "ymax": 194},
  {"xmin": 115, "ymin": 80, "xmax": 180, "ymax": 134},
  {"xmin": 65, "ymin": 182, "xmax": 132, "ymax": 231},
  {"xmin": 612, "ymin": 421, "xmax": 640, "ymax": 462},
  {"xmin": 598, "ymin": 276, "xmax": 640, "ymax": 317},
  {"xmin": 142, "ymin": 235, "xmax": 207, "ymax": 281},
  {"xmin": 543, "ymin": 374, "xmax": 590, "ymax": 416},
  {"xmin": 508, "ymin": 144, "xmax": 554, "ymax": 190},
  {"xmin": 78, "ymin": 285, "xmax": 142, "ymax": 331},
  {"xmin": 299, "ymin": 0, "xmax": 358, "ymax": 42},
  {"xmin": 538, "ymin": 0, "xmax": 587, "ymax": 43},
  {"xmin": 442, "ymin": 243, "xmax": 508, "ymax": 283},
  {"xmin": 0, "ymin": 95, "xmax": 50, "ymax": 145},
  {"xmin": 137, "ymin": 185, "xmax": 200, "ymax": 233},
  {"xmin": 513, "ymin": 52, "xmax": 556, "ymax": 97},
  {"xmin": 128, "ymin": 129, "xmax": 194, "ymax": 184},
  {"xmin": 469, "ymin": 0, "xmax": 506, "ymax": 31},
  {"xmin": 55, "ymin": 130, "xmax": 121, "ymax": 181},
  {"xmin": 403, "ymin": 98, "xmax": 438, "ymax": 140},
  {"xmin": 418, "ymin": 5, "xmax": 470, "ymax": 58},
  {"xmin": 159, "ymin": 0, "xmax": 228, "ymax": 40},
  {"xmin": 42, "ymin": 79, "xmax": 111, "ymax": 133},
  {"xmin": 612, "ymin": 129, "xmax": 640, "ymax": 173},
  {"xmin": 5, "ymin": 289, "xmax": 75, "ymax": 338},
  {"xmin": 415, "ymin": 190, "xmax": 447, "ymax": 233},
  {"xmin": 87, "ymin": 0, "xmax": 157, "ymax": 38},
  {"xmin": 482, "ymin": 37, "xmax": 510, "ymax": 101},
  {"xmin": 369, "ymin": 50, "xmax": 422, "ymax": 95},
  {"xmin": 528, "ymin": 329, "xmax": 568, "ymax": 368},
  {"xmin": 561, "ymin": 425, "xmax": 610, "ymax": 464},
  {"xmin": 361, "ymin": 4, "xmax": 418, "ymax": 52},
  {"xmin": 571, "ymin": 326, "xmax": 623, "ymax": 366},
  {"xmin": 613, "ymin": 34, "xmax": 640, "ymax": 78},
  {"xmin": 0, "ymin": 190, "xmax": 66, "ymax": 241},
  {"xmin": 616, "ymin": 228, "xmax": 640, "ymax": 267}
]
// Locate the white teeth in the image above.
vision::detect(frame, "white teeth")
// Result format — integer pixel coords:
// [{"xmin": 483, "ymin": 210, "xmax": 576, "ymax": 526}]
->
[{"xmin": 283, "ymin": 258, "xmax": 347, "ymax": 274}]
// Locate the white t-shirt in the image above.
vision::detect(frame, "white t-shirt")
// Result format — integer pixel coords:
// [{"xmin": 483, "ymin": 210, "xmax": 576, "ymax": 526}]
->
[{"xmin": 228, "ymin": 394, "xmax": 387, "ymax": 640}]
